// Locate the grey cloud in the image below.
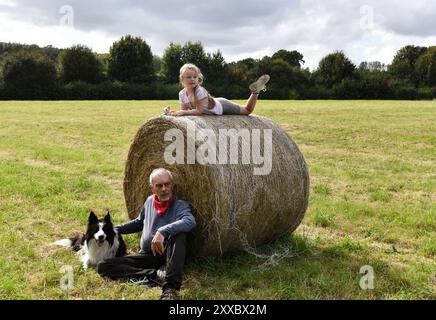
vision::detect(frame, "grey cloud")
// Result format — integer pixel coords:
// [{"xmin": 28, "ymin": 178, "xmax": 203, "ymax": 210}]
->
[
  {"xmin": 375, "ymin": 1, "xmax": 436, "ymax": 37},
  {"xmin": 3, "ymin": 0, "xmax": 290, "ymax": 32},
  {"xmin": 4, "ymin": 0, "xmax": 435, "ymax": 40},
  {"xmin": 2, "ymin": 0, "xmax": 295, "ymax": 53},
  {"xmin": 1, "ymin": 0, "xmax": 435, "ymax": 69}
]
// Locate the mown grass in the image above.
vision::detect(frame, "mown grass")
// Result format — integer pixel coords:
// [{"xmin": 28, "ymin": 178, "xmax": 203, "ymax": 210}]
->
[{"xmin": 0, "ymin": 100, "xmax": 434, "ymax": 300}]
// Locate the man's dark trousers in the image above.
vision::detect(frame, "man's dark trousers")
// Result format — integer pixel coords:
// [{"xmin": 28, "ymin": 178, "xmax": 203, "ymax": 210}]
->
[{"xmin": 97, "ymin": 232, "xmax": 187, "ymax": 291}]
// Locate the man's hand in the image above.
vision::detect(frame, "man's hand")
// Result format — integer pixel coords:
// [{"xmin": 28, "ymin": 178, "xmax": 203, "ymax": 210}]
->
[{"xmin": 151, "ymin": 231, "xmax": 165, "ymax": 256}]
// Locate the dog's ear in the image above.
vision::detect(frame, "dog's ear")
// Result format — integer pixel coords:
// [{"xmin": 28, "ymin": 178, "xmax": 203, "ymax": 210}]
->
[
  {"xmin": 88, "ymin": 211, "xmax": 99, "ymax": 224},
  {"xmin": 104, "ymin": 211, "xmax": 112, "ymax": 223}
]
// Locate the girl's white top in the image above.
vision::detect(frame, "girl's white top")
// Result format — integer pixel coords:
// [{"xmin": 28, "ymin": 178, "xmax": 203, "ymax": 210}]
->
[{"xmin": 178, "ymin": 86, "xmax": 223, "ymax": 115}]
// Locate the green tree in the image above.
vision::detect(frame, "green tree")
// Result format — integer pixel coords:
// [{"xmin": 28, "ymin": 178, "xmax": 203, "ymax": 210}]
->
[
  {"xmin": 206, "ymin": 50, "xmax": 227, "ymax": 85},
  {"xmin": 414, "ymin": 46, "xmax": 436, "ymax": 86},
  {"xmin": 153, "ymin": 54, "xmax": 162, "ymax": 75},
  {"xmin": 228, "ymin": 62, "xmax": 247, "ymax": 82},
  {"xmin": 315, "ymin": 51, "xmax": 356, "ymax": 88},
  {"xmin": 272, "ymin": 49, "xmax": 305, "ymax": 68},
  {"xmin": 3, "ymin": 51, "xmax": 58, "ymax": 99},
  {"xmin": 161, "ymin": 43, "xmax": 183, "ymax": 83},
  {"xmin": 236, "ymin": 58, "xmax": 257, "ymax": 71},
  {"xmin": 233, "ymin": 58, "xmax": 258, "ymax": 82},
  {"xmin": 59, "ymin": 45, "xmax": 103, "ymax": 84},
  {"xmin": 96, "ymin": 53, "xmax": 110, "ymax": 78},
  {"xmin": 0, "ymin": 42, "xmax": 61, "ymax": 64},
  {"xmin": 388, "ymin": 45, "xmax": 427, "ymax": 86},
  {"xmin": 359, "ymin": 61, "xmax": 386, "ymax": 72},
  {"xmin": 181, "ymin": 41, "xmax": 209, "ymax": 73},
  {"xmin": 108, "ymin": 35, "xmax": 154, "ymax": 83},
  {"xmin": 161, "ymin": 41, "xmax": 213, "ymax": 83},
  {"xmin": 257, "ymin": 57, "xmax": 310, "ymax": 98}
]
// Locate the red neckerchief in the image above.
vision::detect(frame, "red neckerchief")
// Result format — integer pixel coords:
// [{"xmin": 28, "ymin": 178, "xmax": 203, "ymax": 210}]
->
[{"xmin": 153, "ymin": 194, "xmax": 174, "ymax": 216}]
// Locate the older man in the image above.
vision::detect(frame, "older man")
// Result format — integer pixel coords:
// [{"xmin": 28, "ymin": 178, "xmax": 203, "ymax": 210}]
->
[{"xmin": 97, "ymin": 168, "xmax": 196, "ymax": 300}]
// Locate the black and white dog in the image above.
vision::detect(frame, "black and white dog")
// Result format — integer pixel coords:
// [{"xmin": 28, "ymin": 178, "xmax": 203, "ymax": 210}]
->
[{"xmin": 55, "ymin": 211, "xmax": 126, "ymax": 269}]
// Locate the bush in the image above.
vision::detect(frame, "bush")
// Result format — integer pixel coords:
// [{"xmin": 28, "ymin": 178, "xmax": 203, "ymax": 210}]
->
[
  {"xmin": 288, "ymin": 89, "xmax": 299, "ymax": 99},
  {"xmin": 211, "ymin": 83, "xmax": 246, "ymax": 100},
  {"xmin": 96, "ymin": 80, "xmax": 124, "ymax": 99},
  {"xmin": 120, "ymin": 82, "xmax": 152, "ymax": 100},
  {"xmin": 261, "ymin": 83, "xmax": 292, "ymax": 99},
  {"xmin": 330, "ymin": 73, "xmax": 394, "ymax": 99},
  {"xmin": 63, "ymin": 81, "xmax": 98, "ymax": 100},
  {"xmin": 298, "ymin": 85, "xmax": 332, "ymax": 99},
  {"xmin": 393, "ymin": 84, "xmax": 418, "ymax": 100},
  {"xmin": 416, "ymin": 87, "xmax": 433, "ymax": 100},
  {"xmin": 61, "ymin": 81, "xmax": 168, "ymax": 100},
  {"xmin": 356, "ymin": 71, "xmax": 394, "ymax": 99},
  {"xmin": 332, "ymin": 79, "xmax": 360, "ymax": 99},
  {"xmin": 153, "ymin": 83, "xmax": 181, "ymax": 100}
]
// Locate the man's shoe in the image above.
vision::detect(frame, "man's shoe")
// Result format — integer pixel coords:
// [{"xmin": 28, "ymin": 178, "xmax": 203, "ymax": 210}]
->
[
  {"xmin": 160, "ymin": 288, "xmax": 179, "ymax": 300},
  {"xmin": 249, "ymin": 74, "xmax": 270, "ymax": 94}
]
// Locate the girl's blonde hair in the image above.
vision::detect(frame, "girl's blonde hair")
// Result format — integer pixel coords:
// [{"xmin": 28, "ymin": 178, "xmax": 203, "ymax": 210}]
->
[
  {"xmin": 179, "ymin": 63, "xmax": 215, "ymax": 109},
  {"xmin": 179, "ymin": 63, "xmax": 204, "ymax": 85}
]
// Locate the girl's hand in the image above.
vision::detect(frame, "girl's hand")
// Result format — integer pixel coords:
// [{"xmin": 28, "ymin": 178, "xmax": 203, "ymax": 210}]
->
[
  {"xmin": 165, "ymin": 110, "xmax": 179, "ymax": 116},
  {"xmin": 163, "ymin": 106, "xmax": 171, "ymax": 114},
  {"xmin": 166, "ymin": 110, "xmax": 185, "ymax": 116},
  {"xmin": 171, "ymin": 111, "xmax": 184, "ymax": 116}
]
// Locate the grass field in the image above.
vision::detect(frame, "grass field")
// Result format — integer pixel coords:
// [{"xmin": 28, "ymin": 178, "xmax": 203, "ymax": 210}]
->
[{"xmin": 0, "ymin": 100, "xmax": 434, "ymax": 300}]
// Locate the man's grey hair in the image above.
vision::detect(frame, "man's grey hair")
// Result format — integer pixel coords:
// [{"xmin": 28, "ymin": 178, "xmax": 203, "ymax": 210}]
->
[{"xmin": 149, "ymin": 168, "xmax": 174, "ymax": 185}]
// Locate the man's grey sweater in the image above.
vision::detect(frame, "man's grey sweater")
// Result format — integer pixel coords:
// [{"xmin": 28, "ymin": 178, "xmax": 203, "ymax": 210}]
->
[{"xmin": 115, "ymin": 195, "xmax": 196, "ymax": 253}]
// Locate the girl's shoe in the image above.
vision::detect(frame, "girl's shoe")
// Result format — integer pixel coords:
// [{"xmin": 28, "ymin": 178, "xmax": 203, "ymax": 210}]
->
[{"xmin": 249, "ymin": 74, "xmax": 270, "ymax": 94}]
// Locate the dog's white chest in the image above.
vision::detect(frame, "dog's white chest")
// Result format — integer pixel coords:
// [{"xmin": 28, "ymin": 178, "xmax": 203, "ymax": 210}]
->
[{"xmin": 80, "ymin": 238, "xmax": 120, "ymax": 268}]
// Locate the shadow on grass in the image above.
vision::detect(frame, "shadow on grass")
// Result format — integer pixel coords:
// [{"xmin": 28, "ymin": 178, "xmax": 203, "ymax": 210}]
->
[{"xmin": 183, "ymin": 233, "xmax": 428, "ymax": 300}]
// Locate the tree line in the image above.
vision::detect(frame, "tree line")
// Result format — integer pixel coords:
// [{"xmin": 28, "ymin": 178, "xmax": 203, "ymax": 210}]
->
[{"xmin": 0, "ymin": 35, "xmax": 435, "ymax": 100}]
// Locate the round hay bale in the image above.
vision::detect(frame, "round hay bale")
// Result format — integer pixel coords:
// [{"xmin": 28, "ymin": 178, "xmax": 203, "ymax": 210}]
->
[{"xmin": 124, "ymin": 115, "xmax": 309, "ymax": 256}]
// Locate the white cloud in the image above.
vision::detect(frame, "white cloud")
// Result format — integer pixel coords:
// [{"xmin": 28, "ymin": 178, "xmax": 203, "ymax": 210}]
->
[
  {"xmin": 0, "ymin": 0, "xmax": 16, "ymax": 6},
  {"xmin": 0, "ymin": 12, "xmax": 117, "ymax": 53}
]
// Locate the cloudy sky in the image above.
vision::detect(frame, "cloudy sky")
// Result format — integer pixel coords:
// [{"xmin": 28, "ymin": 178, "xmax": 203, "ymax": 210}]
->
[{"xmin": 0, "ymin": 0, "xmax": 435, "ymax": 70}]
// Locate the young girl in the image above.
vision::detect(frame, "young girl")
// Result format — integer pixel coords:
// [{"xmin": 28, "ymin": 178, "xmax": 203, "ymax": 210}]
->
[{"xmin": 163, "ymin": 63, "xmax": 270, "ymax": 116}]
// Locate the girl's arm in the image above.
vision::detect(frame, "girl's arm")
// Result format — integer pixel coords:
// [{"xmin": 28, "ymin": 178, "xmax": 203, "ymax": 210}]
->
[
  {"xmin": 164, "ymin": 102, "xmax": 188, "ymax": 115},
  {"xmin": 171, "ymin": 97, "xmax": 207, "ymax": 116}
]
